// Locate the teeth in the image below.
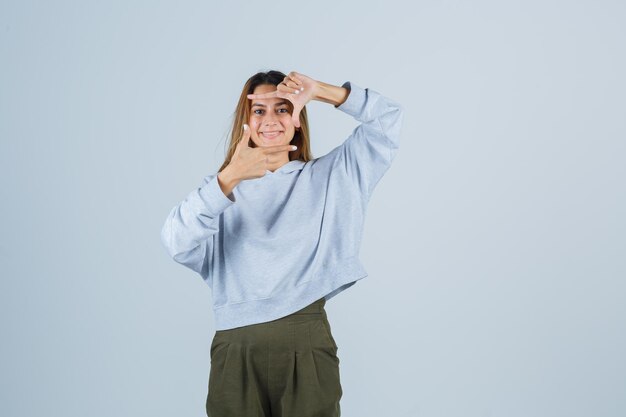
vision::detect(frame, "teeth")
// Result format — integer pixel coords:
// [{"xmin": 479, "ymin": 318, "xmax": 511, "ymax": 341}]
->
[{"xmin": 262, "ymin": 132, "xmax": 281, "ymax": 138}]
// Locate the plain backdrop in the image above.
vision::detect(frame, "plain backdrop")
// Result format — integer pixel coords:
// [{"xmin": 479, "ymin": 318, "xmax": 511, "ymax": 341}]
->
[{"xmin": 1, "ymin": 1, "xmax": 624, "ymax": 416}]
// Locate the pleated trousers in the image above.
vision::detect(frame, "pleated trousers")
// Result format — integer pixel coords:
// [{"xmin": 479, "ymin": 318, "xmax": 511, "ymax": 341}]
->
[{"xmin": 206, "ymin": 297, "xmax": 342, "ymax": 417}]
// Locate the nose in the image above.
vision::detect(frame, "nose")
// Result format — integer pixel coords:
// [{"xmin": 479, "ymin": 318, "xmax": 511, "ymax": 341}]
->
[{"xmin": 263, "ymin": 112, "xmax": 279, "ymax": 127}]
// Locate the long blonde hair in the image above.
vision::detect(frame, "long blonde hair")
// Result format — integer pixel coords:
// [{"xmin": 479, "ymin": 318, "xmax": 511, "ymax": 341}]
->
[{"xmin": 218, "ymin": 70, "xmax": 313, "ymax": 172}]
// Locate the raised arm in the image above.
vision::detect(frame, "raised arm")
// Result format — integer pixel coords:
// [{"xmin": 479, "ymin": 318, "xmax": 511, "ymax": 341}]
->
[
  {"xmin": 246, "ymin": 72, "xmax": 350, "ymax": 127},
  {"xmin": 160, "ymin": 174, "xmax": 235, "ymax": 274},
  {"xmin": 313, "ymin": 80, "xmax": 350, "ymax": 107},
  {"xmin": 246, "ymin": 71, "xmax": 404, "ymax": 199},
  {"xmin": 332, "ymin": 81, "xmax": 404, "ymax": 199}
]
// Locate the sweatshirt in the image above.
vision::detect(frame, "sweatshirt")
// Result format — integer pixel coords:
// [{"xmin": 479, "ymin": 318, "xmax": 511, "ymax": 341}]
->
[{"xmin": 160, "ymin": 81, "xmax": 403, "ymax": 330}]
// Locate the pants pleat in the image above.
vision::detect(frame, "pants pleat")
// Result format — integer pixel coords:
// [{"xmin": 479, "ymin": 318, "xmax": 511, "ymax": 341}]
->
[{"xmin": 206, "ymin": 298, "xmax": 342, "ymax": 417}]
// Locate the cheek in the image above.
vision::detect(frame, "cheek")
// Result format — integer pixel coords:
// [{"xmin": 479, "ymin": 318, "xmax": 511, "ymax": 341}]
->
[{"xmin": 280, "ymin": 115, "xmax": 294, "ymax": 127}]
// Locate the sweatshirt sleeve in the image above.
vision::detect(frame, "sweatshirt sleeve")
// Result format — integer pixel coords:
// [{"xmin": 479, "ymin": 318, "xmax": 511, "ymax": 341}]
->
[
  {"xmin": 333, "ymin": 81, "xmax": 404, "ymax": 199},
  {"xmin": 160, "ymin": 174, "xmax": 235, "ymax": 275}
]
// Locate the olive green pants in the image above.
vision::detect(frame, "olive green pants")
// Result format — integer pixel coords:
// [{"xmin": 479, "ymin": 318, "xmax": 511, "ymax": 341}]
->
[{"xmin": 206, "ymin": 297, "xmax": 342, "ymax": 417}]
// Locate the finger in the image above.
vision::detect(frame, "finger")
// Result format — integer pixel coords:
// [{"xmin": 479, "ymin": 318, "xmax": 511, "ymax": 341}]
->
[
  {"xmin": 284, "ymin": 75, "xmax": 302, "ymax": 90},
  {"xmin": 283, "ymin": 79, "xmax": 299, "ymax": 90},
  {"xmin": 263, "ymin": 144, "xmax": 298, "ymax": 154},
  {"xmin": 288, "ymin": 72, "xmax": 303, "ymax": 86},
  {"xmin": 291, "ymin": 107, "xmax": 301, "ymax": 128},
  {"xmin": 235, "ymin": 123, "xmax": 251, "ymax": 154},
  {"xmin": 247, "ymin": 91, "xmax": 277, "ymax": 100},
  {"xmin": 289, "ymin": 74, "xmax": 305, "ymax": 92},
  {"xmin": 278, "ymin": 82, "xmax": 301, "ymax": 95}
]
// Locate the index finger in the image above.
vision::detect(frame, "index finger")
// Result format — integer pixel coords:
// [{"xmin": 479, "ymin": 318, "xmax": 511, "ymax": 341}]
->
[
  {"xmin": 262, "ymin": 144, "xmax": 298, "ymax": 153},
  {"xmin": 287, "ymin": 72, "xmax": 303, "ymax": 86},
  {"xmin": 247, "ymin": 91, "xmax": 277, "ymax": 100}
]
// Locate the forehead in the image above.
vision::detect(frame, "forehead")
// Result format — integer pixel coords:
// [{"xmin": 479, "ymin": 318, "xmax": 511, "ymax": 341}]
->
[{"xmin": 250, "ymin": 84, "xmax": 291, "ymax": 108}]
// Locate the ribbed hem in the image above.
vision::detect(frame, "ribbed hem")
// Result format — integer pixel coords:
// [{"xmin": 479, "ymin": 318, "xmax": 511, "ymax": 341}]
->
[{"xmin": 212, "ymin": 257, "xmax": 368, "ymax": 330}]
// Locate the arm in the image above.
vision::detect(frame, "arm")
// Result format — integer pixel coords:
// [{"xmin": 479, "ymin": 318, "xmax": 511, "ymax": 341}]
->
[
  {"xmin": 217, "ymin": 168, "xmax": 240, "ymax": 196},
  {"xmin": 247, "ymin": 72, "xmax": 350, "ymax": 126},
  {"xmin": 331, "ymin": 81, "xmax": 404, "ymax": 198},
  {"xmin": 160, "ymin": 174, "xmax": 235, "ymax": 274},
  {"xmin": 313, "ymin": 80, "xmax": 350, "ymax": 107}
]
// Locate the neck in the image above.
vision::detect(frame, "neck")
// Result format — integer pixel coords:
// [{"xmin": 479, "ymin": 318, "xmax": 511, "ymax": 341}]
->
[{"xmin": 266, "ymin": 153, "xmax": 291, "ymax": 172}]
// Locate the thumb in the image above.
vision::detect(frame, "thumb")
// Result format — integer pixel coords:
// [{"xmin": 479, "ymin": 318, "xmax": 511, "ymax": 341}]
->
[
  {"xmin": 235, "ymin": 123, "xmax": 251, "ymax": 155},
  {"xmin": 292, "ymin": 107, "xmax": 301, "ymax": 128}
]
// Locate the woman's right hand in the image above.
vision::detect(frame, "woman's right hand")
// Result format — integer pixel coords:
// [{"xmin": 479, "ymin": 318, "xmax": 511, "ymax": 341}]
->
[{"xmin": 217, "ymin": 124, "xmax": 296, "ymax": 196}]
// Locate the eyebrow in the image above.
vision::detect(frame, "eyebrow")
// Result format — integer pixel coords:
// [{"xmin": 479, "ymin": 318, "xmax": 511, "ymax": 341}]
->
[{"xmin": 251, "ymin": 100, "xmax": 290, "ymax": 108}]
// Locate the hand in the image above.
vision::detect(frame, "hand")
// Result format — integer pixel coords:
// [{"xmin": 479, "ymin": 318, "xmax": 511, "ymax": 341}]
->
[
  {"xmin": 247, "ymin": 71, "xmax": 318, "ymax": 128},
  {"xmin": 221, "ymin": 123, "xmax": 298, "ymax": 185}
]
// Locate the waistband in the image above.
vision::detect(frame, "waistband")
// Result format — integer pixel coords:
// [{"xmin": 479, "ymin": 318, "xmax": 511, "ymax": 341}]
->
[
  {"xmin": 290, "ymin": 297, "xmax": 326, "ymax": 315},
  {"xmin": 215, "ymin": 297, "xmax": 328, "ymax": 334}
]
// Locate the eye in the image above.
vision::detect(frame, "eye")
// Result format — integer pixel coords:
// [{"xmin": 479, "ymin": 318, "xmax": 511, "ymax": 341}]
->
[
  {"xmin": 253, "ymin": 109, "xmax": 263, "ymax": 115},
  {"xmin": 278, "ymin": 108, "xmax": 289, "ymax": 113}
]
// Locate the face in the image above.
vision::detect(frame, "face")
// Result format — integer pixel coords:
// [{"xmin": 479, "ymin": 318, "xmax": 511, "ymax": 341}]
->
[{"xmin": 248, "ymin": 84, "xmax": 296, "ymax": 147}]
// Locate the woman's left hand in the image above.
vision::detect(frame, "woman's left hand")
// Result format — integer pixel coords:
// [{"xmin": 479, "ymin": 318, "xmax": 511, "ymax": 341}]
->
[{"xmin": 247, "ymin": 71, "xmax": 318, "ymax": 128}]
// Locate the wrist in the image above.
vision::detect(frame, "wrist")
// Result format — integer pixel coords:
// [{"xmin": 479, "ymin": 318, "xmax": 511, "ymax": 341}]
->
[{"xmin": 217, "ymin": 167, "xmax": 239, "ymax": 196}]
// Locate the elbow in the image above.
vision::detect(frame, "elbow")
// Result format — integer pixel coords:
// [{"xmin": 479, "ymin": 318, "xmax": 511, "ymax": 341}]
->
[
  {"xmin": 382, "ymin": 104, "xmax": 403, "ymax": 151},
  {"xmin": 395, "ymin": 106, "xmax": 404, "ymax": 147},
  {"xmin": 160, "ymin": 219, "xmax": 176, "ymax": 259},
  {"xmin": 160, "ymin": 218, "xmax": 207, "ymax": 274},
  {"xmin": 392, "ymin": 103, "xmax": 404, "ymax": 130}
]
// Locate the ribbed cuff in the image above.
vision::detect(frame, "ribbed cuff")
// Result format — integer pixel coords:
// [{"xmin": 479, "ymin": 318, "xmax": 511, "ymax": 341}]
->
[
  {"xmin": 198, "ymin": 175, "xmax": 235, "ymax": 216},
  {"xmin": 335, "ymin": 81, "xmax": 366, "ymax": 116}
]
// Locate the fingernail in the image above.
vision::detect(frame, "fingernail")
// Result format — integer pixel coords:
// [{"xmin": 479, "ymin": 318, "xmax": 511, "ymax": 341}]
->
[
  {"xmin": 294, "ymin": 90, "xmax": 300, "ymax": 94},
  {"xmin": 243, "ymin": 124, "xmax": 248, "ymax": 130},
  {"xmin": 300, "ymin": 87, "xmax": 304, "ymax": 91},
  {"xmin": 291, "ymin": 145, "xmax": 297, "ymax": 150}
]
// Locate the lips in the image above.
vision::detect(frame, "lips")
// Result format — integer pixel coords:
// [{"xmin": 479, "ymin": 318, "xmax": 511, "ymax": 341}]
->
[{"xmin": 260, "ymin": 131, "xmax": 283, "ymax": 139}]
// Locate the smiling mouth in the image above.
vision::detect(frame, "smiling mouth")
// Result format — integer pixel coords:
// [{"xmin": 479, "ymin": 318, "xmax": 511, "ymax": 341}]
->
[{"xmin": 261, "ymin": 131, "xmax": 283, "ymax": 139}]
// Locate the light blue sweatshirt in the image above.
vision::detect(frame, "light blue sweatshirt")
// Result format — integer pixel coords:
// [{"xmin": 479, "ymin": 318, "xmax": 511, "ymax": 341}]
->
[{"xmin": 160, "ymin": 81, "xmax": 403, "ymax": 330}]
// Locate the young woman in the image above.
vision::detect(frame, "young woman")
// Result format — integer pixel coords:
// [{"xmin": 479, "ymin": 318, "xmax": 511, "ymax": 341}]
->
[{"xmin": 161, "ymin": 70, "xmax": 403, "ymax": 417}]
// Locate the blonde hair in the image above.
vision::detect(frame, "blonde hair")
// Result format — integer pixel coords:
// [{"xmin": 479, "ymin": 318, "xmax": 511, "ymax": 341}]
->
[{"xmin": 218, "ymin": 70, "xmax": 313, "ymax": 172}]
